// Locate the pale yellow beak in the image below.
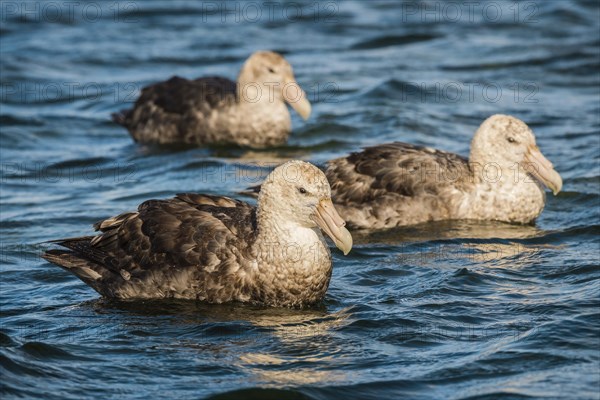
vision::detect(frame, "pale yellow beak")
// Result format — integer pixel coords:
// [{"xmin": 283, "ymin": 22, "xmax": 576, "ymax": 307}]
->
[
  {"xmin": 523, "ymin": 145, "xmax": 563, "ymax": 195},
  {"xmin": 283, "ymin": 81, "xmax": 311, "ymax": 120},
  {"xmin": 312, "ymin": 198, "xmax": 352, "ymax": 255}
]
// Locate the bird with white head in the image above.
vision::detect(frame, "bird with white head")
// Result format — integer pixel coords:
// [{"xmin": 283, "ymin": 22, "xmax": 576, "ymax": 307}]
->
[
  {"xmin": 43, "ymin": 161, "xmax": 351, "ymax": 307},
  {"xmin": 326, "ymin": 115, "xmax": 563, "ymax": 229},
  {"xmin": 113, "ymin": 51, "xmax": 311, "ymax": 148}
]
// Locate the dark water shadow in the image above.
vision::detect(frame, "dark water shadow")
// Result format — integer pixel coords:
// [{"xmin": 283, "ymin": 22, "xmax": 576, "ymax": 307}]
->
[
  {"xmin": 130, "ymin": 140, "xmax": 346, "ymax": 161},
  {"xmin": 352, "ymin": 220, "xmax": 545, "ymax": 245},
  {"xmin": 78, "ymin": 298, "xmax": 354, "ymax": 333}
]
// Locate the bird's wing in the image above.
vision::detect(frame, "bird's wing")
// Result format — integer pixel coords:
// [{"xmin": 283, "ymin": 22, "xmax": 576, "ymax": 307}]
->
[
  {"xmin": 113, "ymin": 76, "xmax": 237, "ymax": 126},
  {"xmin": 324, "ymin": 142, "xmax": 474, "ymax": 228},
  {"xmin": 43, "ymin": 194, "xmax": 257, "ymax": 297},
  {"xmin": 327, "ymin": 142, "xmax": 472, "ymax": 204},
  {"xmin": 139, "ymin": 76, "xmax": 237, "ymax": 115}
]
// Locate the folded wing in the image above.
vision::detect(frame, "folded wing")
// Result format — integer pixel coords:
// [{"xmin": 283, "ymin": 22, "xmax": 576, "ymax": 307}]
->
[
  {"xmin": 113, "ymin": 76, "xmax": 238, "ymax": 144},
  {"xmin": 43, "ymin": 194, "xmax": 257, "ymax": 299},
  {"xmin": 326, "ymin": 142, "xmax": 473, "ymax": 228}
]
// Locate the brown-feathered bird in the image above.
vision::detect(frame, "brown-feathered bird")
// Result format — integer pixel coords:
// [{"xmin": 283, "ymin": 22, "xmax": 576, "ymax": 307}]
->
[
  {"xmin": 326, "ymin": 115, "xmax": 563, "ymax": 229},
  {"xmin": 43, "ymin": 161, "xmax": 352, "ymax": 307},
  {"xmin": 113, "ymin": 51, "xmax": 311, "ymax": 148}
]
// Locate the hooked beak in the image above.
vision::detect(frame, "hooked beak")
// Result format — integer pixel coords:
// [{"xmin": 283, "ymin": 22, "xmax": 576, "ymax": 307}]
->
[
  {"xmin": 312, "ymin": 198, "xmax": 353, "ymax": 255},
  {"xmin": 283, "ymin": 80, "xmax": 311, "ymax": 120},
  {"xmin": 523, "ymin": 145, "xmax": 563, "ymax": 195}
]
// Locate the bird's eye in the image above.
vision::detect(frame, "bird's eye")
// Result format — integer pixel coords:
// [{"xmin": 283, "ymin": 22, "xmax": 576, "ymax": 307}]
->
[
  {"xmin": 507, "ymin": 137, "xmax": 517, "ymax": 144},
  {"xmin": 298, "ymin": 187, "xmax": 307, "ymax": 194},
  {"xmin": 268, "ymin": 67, "xmax": 275, "ymax": 73}
]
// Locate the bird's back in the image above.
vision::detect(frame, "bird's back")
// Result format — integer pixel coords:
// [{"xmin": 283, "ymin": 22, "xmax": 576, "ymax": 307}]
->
[
  {"xmin": 113, "ymin": 76, "xmax": 238, "ymax": 144},
  {"xmin": 43, "ymin": 194, "xmax": 258, "ymax": 300},
  {"xmin": 326, "ymin": 142, "xmax": 474, "ymax": 229}
]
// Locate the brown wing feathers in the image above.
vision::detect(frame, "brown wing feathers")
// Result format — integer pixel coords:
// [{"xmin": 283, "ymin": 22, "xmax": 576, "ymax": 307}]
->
[
  {"xmin": 113, "ymin": 76, "xmax": 237, "ymax": 128},
  {"xmin": 43, "ymin": 194, "xmax": 257, "ymax": 296},
  {"xmin": 328, "ymin": 142, "xmax": 471, "ymax": 203}
]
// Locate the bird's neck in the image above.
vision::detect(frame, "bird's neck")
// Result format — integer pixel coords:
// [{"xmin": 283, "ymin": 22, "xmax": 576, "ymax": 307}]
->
[
  {"xmin": 236, "ymin": 72, "xmax": 284, "ymax": 106},
  {"xmin": 468, "ymin": 148, "xmax": 537, "ymax": 188},
  {"xmin": 254, "ymin": 197, "xmax": 330, "ymax": 269},
  {"xmin": 235, "ymin": 84, "xmax": 285, "ymax": 107},
  {"xmin": 249, "ymin": 203, "xmax": 332, "ymax": 307},
  {"xmin": 468, "ymin": 146, "xmax": 487, "ymax": 181},
  {"xmin": 464, "ymin": 152, "xmax": 546, "ymax": 222}
]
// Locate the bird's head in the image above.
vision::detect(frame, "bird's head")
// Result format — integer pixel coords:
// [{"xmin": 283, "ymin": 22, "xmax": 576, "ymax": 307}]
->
[
  {"xmin": 259, "ymin": 160, "xmax": 352, "ymax": 255},
  {"xmin": 470, "ymin": 114, "xmax": 562, "ymax": 195},
  {"xmin": 238, "ymin": 51, "xmax": 311, "ymax": 120}
]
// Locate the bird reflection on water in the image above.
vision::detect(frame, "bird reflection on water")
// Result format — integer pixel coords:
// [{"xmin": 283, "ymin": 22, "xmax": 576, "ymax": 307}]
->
[{"xmin": 85, "ymin": 299, "xmax": 354, "ymax": 386}]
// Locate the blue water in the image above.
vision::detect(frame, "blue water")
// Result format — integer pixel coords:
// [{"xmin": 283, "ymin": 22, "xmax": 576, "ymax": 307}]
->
[{"xmin": 1, "ymin": 1, "xmax": 599, "ymax": 399}]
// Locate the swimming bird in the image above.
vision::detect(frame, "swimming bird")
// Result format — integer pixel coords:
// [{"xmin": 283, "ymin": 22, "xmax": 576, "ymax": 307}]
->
[
  {"xmin": 112, "ymin": 51, "xmax": 312, "ymax": 148},
  {"xmin": 326, "ymin": 115, "xmax": 562, "ymax": 229},
  {"xmin": 43, "ymin": 161, "xmax": 352, "ymax": 307}
]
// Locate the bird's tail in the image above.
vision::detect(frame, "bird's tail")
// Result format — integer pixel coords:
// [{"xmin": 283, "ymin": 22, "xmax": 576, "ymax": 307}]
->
[
  {"xmin": 43, "ymin": 249, "xmax": 102, "ymax": 281},
  {"xmin": 111, "ymin": 109, "xmax": 131, "ymax": 126},
  {"xmin": 42, "ymin": 238, "xmax": 112, "ymax": 295}
]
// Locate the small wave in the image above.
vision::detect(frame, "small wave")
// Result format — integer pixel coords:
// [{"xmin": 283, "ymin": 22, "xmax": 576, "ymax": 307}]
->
[
  {"xmin": 205, "ymin": 387, "xmax": 315, "ymax": 400},
  {"xmin": 21, "ymin": 341, "xmax": 94, "ymax": 361},
  {"xmin": 351, "ymin": 34, "xmax": 440, "ymax": 50}
]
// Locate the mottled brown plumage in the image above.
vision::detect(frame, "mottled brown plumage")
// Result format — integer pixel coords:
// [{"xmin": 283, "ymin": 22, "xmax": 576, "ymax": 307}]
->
[
  {"xmin": 326, "ymin": 115, "xmax": 563, "ymax": 229},
  {"xmin": 113, "ymin": 51, "xmax": 311, "ymax": 148},
  {"xmin": 43, "ymin": 161, "xmax": 352, "ymax": 307},
  {"xmin": 327, "ymin": 142, "xmax": 471, "ymax": 228}
]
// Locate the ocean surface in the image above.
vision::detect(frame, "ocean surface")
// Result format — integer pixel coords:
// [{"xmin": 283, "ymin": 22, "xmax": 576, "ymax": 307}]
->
[{"xmin": 1, "ymin": 1, "xmax": 599, "ymax": 399}]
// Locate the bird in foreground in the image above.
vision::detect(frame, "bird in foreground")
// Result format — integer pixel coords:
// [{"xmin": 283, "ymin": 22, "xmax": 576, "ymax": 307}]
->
[
  {"xmin": 326, "ymin": 115, "xmax": 563, "ymax": 229},
  {"xmin": 112, "ymin": 51, "xmax": 312, "ymax": 148},
  {"xmin": 43, "ymin": 161, "xmax": 352, "ymax": 307}
]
